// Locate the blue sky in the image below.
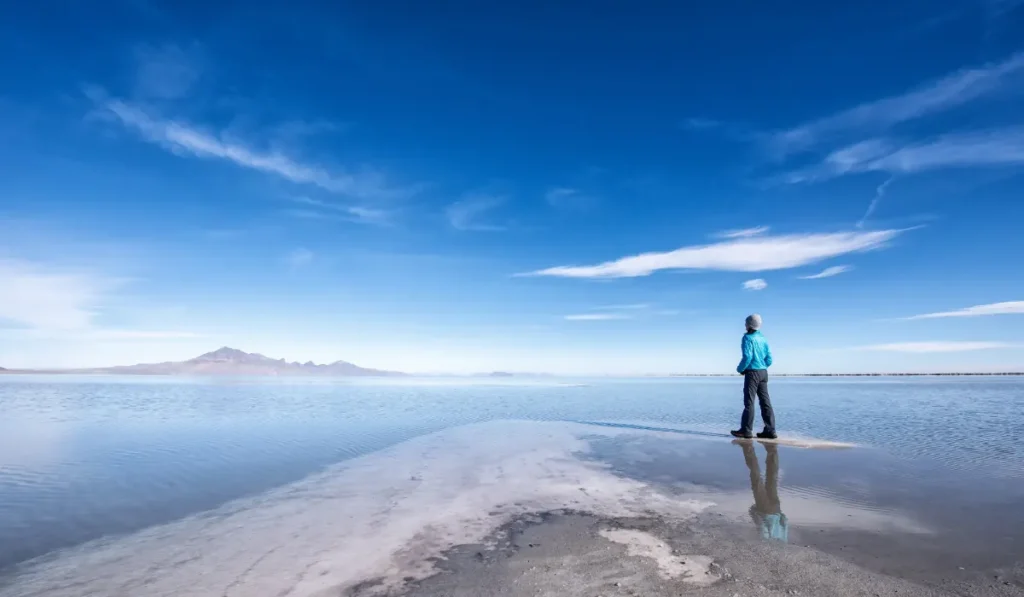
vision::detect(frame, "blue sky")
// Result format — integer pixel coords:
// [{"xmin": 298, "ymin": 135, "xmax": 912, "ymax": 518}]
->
[{"xmin": 2, "ymin": 0, "xmax": 1023, "ymax": 374}]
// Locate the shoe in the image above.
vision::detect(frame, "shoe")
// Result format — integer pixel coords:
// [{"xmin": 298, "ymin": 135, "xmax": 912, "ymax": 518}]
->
[
  {"xmin": 757, "ymin": 431, "xmax": 778, "ymax": 440},
  {"xmin": 730, "ymin": 430, "xmax": 754, "ymax": 439}
]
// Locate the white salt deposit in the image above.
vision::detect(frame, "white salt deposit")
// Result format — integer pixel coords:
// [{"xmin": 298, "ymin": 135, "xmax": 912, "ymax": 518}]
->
[
  {"xmin": 598, "ymin": 528, "xmax": 720, "ymax": 585},
  {"xmin": 0, "ymin": 421, "xmax": 711, "ymax": 597}
]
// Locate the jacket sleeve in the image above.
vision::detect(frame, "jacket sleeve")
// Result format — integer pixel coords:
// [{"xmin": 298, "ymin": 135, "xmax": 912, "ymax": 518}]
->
[
  {"xmin": 737, "ymin": 336, "xmax": 753, "ymax": 373},
  {"xmin": 765, "ymin": 341, "xmax": 773, "ymax": 368}
]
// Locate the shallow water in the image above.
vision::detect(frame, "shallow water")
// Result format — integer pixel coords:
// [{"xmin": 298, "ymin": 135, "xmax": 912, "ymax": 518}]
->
[{"xmin": 0, "ymin": 375, "xmax": 1022, "ymax": 589}]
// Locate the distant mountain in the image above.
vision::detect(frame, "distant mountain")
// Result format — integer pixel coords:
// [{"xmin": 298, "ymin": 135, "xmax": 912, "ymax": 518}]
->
[{"xmin": 35, "ymin": 347, "xmax": 404, "ymax": 377}]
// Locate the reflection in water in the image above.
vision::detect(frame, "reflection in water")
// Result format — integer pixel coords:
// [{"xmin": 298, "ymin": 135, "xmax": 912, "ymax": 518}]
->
[{"xmin": 736, "ymin": 440, "xmax": 788, "ymax": 542}]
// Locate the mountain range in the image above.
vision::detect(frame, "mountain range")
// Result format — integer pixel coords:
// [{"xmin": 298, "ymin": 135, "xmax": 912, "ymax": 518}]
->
[{"xmin": 0, "ymin": 347, "xmax": 403, "ymax": 377}]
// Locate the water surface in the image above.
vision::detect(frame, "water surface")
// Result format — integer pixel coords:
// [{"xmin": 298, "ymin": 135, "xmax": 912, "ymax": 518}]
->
[{"xmin": 1, "ymin": 375, "xmax": 1022, "ymax": 582}]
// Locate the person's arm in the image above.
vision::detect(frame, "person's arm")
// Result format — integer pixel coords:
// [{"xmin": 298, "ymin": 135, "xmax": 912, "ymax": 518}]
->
[
  {"xmin": 764, "ymin": 340, "xmax": 773, "ymax": 368},
  {"xmin": 737, "ymin": 335, "xmax": 753, "ymax": 373}
]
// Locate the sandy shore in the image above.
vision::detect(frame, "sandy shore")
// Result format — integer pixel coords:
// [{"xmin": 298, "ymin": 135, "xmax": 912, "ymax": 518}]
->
[{"xmin": 1, "ymin": 421, "xmax": 1021, "ymax": 597}]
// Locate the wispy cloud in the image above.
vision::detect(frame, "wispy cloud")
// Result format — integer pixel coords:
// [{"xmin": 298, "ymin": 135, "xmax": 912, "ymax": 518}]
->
[
  {"xmin": 906, "ymin": 301, "xmax": 1024, "ymax": 320},
  {"xmin": 787, "ymin": 128, "xmax": 1024, "ymax": 182},
  {"xmin": 799, "ymin": 265, "xmax": 852, "ymax": 280},
  {"xmin": 545, "ymin": 187, "xmax": 577, "ymax": 206},
  {"xmin": 286, "ymin": 248, "xmax": 314, "ymax": 268},
  {"xmin": 94, "ymin": 95, "xmax": 410, "ymax": 201},
  {"xmin": 743, "ymin": 278, "xmax": 768, "ymax": 291},
  {"xmin": 564, "ymin": 313, "xmax": 632, "ymax": 321},
  {"xmin": 855, "ymin": 341, "xmax": 1014, "ymax": 353},
  {"xmin": 544, "ymin": 187, "xmax": 594, "ymax": 209},
  {"xmin": 446, "ymin": 194, "xmax": 505, "ymax": 231},
  {"xmin": 0, "ymin": 259, "xmax": 108, "ymax": 330},
  {"xmin": 0, "ymin": 259, "xmax": 198, "ymax": 341},
  {"xmin": 770, "ymin": 52, "xmax": 1024, "ymax": 156},
  {"xmin": 857, "ymin": 177, "xmax": 894, "ymax": 229},
  {"xmin": 715, "ymin": 226, "xmax": 770, "ymax": 239},
  {"xmin": 285, "ymin": 196, "xmax": 393, "ymax": 225},
  {"xmin": 523, "ymin": 229, "xmax": 904, "ymax": 279},
  {"xmin": 681, "ymin": 117, "xmax": 724, "ymax": 130}
]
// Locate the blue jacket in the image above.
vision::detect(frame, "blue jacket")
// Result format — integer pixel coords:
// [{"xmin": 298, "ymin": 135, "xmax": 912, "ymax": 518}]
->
[{"xmin": 737, "ymin": 331, "xmax": 773, "ymax": 373}]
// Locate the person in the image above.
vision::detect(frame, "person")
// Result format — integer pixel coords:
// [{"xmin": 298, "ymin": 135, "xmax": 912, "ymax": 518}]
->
[
  {"xmin": 736, "ymin": 440, "xmax": 788, "ymax": 542},
  {"xmin": 731, "ymin": 313, "xmax": 777, "ymax": 439}
]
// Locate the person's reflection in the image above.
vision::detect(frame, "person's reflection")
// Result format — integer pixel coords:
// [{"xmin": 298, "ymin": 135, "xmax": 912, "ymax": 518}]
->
[{"xmin": 736, "ymin": 441, "xmax": 788, "ymax": 542}]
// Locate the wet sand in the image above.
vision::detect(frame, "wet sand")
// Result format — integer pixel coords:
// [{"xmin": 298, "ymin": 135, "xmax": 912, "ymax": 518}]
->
[{"xmin": 1, "ymin": 421, "xmax": 1022, "ymax": 597}]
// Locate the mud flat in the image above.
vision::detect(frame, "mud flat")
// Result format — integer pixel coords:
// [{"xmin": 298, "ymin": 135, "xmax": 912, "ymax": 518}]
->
[{"xmin": 381, "ymin": 510, "xmax": 1002, "ymax": 597}]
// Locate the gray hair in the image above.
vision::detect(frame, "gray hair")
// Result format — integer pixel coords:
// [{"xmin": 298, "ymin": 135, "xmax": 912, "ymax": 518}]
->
[{"xmin": 745, "ymin": 313, "xmax": 762, "ymax": 331}]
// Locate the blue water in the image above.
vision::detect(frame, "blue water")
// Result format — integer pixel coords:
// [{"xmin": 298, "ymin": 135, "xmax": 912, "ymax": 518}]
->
[{"xmin": 1, "ymin": 375, "xmax": 1022, "ymax": 572}]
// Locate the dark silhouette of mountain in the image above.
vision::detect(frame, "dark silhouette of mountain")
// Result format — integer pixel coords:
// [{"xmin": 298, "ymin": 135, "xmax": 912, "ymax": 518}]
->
[{"xmin": 45, "ymin": 347, "xmax": 404, "ymax": 377}]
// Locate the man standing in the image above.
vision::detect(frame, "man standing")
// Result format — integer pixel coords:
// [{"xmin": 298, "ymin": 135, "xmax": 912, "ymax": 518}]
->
[{"xmin": 731, "ymin": 313, "xmax": 777, "ymax": 440}]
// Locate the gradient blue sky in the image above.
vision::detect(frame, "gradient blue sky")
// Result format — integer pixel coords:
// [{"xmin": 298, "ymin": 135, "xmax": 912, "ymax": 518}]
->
[{"xmin": 2, "ymin": 0, "xmax": 1023, "ymax": 374}]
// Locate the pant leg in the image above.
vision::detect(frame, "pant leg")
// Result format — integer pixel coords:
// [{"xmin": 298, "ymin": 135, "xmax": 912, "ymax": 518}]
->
[
  {"xmin": 764, "ymin": 444, "xmax": 781, "ymax": 513},
  {"xmin": 756, "ymin": 371, "xmax": 776, "ymax": 433},
  {"xmin": 740, "ymin": 371, "xmax": 757, "ymax": 434}
]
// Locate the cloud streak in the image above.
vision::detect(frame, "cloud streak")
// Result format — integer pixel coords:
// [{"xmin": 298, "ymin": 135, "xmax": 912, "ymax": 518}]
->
[
  {"xmin": 788, "ymin": 128, "xmax": 1024, "ymax": 182},
  {"xmin": 855, "ymin": 341, "xmax": 1014, "ymax": 353},
  {"xmin": 857, "ymin": 177, "xmax": 893, "ymax": 229},
  {"xmin": 523, "ymin": 229, "xmax": 903, "ymax": 279},
  {"xmin": 97, "ymin": 97, "xmax": 409, "ymax": 201},
  {"xmin": 770, "ymin": 52, "xmax": 1024, "ymax": 156},
  {"xmin": 799, "ymin": 265, "xmax": 852, "ymax": 279},
  {"xmin": 715, "ymin": 226, "xmax": 770, "ymax": 239},
  {"xmin": 906, "ymin": 301, "xmax": 1024, "ymax": 320},
  {"xmin": 0, "ymin": 259, "xmax": 107, "ymax": 330},
  {"xmin": 0, "ymin": 259, "xmax": 200, "ymax": 341},
  {"xmin": 446, "ymin": 194, "xmax": 505, "ymax": 231},
  {"xmin": 286, "ymin": 196, "xmax": 393, "ymax": 226},
  {"xmin": 743, "ymin": 278, "xmax": 768, "ymax": 291}
]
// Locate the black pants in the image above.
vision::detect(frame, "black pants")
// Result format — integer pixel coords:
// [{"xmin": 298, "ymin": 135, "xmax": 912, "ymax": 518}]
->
[{"xmin": 740, "ymin": 369, "xmax": 775, "ymax": 435}]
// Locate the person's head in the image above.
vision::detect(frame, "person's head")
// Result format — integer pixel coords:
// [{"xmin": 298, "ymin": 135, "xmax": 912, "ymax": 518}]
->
[{"xmin": 745, "ymin": 313, "xmax": 762, "ymax": 333}]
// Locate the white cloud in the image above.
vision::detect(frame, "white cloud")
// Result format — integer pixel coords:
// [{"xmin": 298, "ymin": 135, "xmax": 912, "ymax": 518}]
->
[
  {"xmin": 287, "ymin": 248, "xmax": 314, "ymax": 268},
  {"xmin": 564, "ymin": 313, "xmax": 632, "ymax": 321},
  {"xmin": 715, "ymin": 226, "xmax": 770, "ymax": 239},
  {"xmin": 0, "ymin": 259, "xmax": 106, "ymax": 330},
  {"xmin": 906, "ymin": 301, "xmax": 1024, "ymax": 320},
  {"xmin": 96, "ymin": 97, "xmax": 409, "ymax": 201},
  {"xmin": 286, "ymin": 196, "xmax": 393, "ymax": 225},
  {"xmin": 524, "ymin": 229, "xmax": 903, "ymax": 278},
  {"xmin": 855, "ymin": 341, "xmax": 1014, "ymax": 353},
  {"xmin": 799, "ymin": 265, "xmax": 852, "ymax": 279},
  {"xmin": 770, "ymin": 52, "xmax": 1024, "ymax": 156},
  {"xmin": 0, "ymin": 259, "xmax": 200, "ymax": 343},
  {"xmin": 791, "ymin": 128, "xmax": 1024, "ymax": 182},
  {"xmin": 544, "ymin": 187, "xmax": 594, "ymax": 209},
  {"xmin": 743, "ymin": 278, "xmax": 768, "ymax": 291},
  {"xmin": 446, "ymin": 194, "xmax": 505, "ymax": 231}
]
